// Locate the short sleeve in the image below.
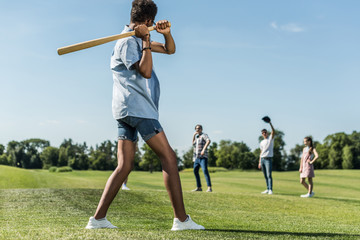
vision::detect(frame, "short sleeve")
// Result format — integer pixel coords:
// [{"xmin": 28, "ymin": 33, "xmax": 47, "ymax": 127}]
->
[
  {"xmin": 202, "ymin": 134, "xmax": 210, "ymax": 142},
  {"xmin": 119, "ymin": 37, "xmax": 141, "ymax": 70}
]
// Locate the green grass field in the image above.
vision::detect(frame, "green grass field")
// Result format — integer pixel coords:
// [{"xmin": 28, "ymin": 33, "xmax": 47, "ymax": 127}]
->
[{"xmin": 1, "ymin": 165, "xmax": 359, "ymax": 239}]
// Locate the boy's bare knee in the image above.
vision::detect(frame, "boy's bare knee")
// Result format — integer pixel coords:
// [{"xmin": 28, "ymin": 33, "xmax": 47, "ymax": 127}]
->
[{"xmin": 115, "ymin": 164, "xmax": 132, "ymax": 175}]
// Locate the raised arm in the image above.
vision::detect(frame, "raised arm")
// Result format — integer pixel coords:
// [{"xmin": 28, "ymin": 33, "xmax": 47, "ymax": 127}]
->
[
  {"xmin": 133, "ymin": 24, "xmax": 153, "ymax": 78},
  {"xmin": 151, "ymin": 20, "xmax": 175, "ymax": 54},
  {"xmin": 192, "ymin": 132, "xmax": 197, "ymax": 145},
  {"xmin": 269, "ymin": 122, "xmax": 276, "ymax": 139}
]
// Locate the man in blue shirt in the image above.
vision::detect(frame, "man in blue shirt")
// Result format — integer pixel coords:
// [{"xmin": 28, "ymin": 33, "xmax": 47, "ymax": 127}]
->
[{"xmin": 86, "ymin": 0, "xmax": 204, "ymax": 231}]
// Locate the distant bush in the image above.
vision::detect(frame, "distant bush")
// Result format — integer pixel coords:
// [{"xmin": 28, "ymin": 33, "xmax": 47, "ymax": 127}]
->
[
  {"xmin": 56, "ymin": 166, "xmax": 73, "ymax": 172},
  {"xmin": 0, "ymin": 154, "xmax": 11, "ymax": 165},
  {"xmin": 49, "ymin": 166, "xmax": 73, "ymax": 172},
  {"xmin": 181, "ymin": 167, "xmax": 228, "ymax": 173}
]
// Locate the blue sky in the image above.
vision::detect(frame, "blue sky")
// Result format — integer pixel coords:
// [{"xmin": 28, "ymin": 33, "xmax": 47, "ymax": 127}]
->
[{"xmin": 1, "ymin": 0, "xmax": 360, "ymax": 154}]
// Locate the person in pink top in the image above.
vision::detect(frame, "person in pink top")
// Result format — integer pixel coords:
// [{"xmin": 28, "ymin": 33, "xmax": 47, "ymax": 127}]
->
[{"xmin": 299, "ymin": 137, "xmax": 319, "ymax": 198}]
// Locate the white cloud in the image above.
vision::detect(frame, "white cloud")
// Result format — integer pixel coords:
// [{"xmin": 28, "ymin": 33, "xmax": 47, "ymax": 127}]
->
[
  {"xmin": 281, "ymin": 23, "xmax": 305, "ymax": 32},
  {"xmin": 213, "ymin": 130, "xmax": 223, "ymax": 134},
  {"xmin": 38, "ymin": 120, "xmax": 60, "ymax": 126},
  {"xmin": 270, "ymin": 21, "xmax": 278, "ymax": 29},
  {"xmin": 76, "ymin": 119, "xmax": 88, "ymax": 124},
  {"xmin": 270, "ymin": 21, "xmax": 305, "ymax": 33}
]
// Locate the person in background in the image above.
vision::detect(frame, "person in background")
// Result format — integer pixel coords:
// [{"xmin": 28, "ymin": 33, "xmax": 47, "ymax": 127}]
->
[
  {"xmin": 299, "ymin": 136, "xmax": 319, "ymax": 198},
  {"xmin": 122, "ymin": 177, "xmax": 130, "ymax": 190},
  {"xmin": 192, "ymin": 124, "xmax": 212, "ymax": 192},
  {"xmin": 258, "ymin": 121, "xmax": 276, "ymax": 195}
]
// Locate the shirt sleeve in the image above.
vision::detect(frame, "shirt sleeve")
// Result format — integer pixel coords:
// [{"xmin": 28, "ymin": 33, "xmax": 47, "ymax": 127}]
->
[
  {"xmin": 202, "ymin": 134, "xmax": 210, "ymax": 142},
  {"xmin": 119, "ymin": 37, "xmax": 141, "ymax": 70}
]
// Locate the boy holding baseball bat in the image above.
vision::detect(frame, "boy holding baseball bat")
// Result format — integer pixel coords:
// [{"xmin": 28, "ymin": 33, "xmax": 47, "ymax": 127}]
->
[{"xmin": 85, "ymin": 0, "xmax": 204, "ymax": 231}]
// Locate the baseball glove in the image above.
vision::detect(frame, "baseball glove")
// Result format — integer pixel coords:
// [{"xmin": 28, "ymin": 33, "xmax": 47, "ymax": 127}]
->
[{"xmin": 262, "ymin": 116, "xmax": 271, "ymax": 123}]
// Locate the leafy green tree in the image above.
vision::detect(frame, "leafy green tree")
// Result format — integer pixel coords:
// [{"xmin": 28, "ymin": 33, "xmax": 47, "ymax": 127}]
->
[
  {"xmin": 342, "ymin": 145, "xmax": 354, "ymax": 169},
  {"xmin": 182, "ymin": 147, "xmax": 194, "ymax": 169},
  {"xmin": 89, "ymin": 140, "xmax": 116, "ymax": 170},
  {"xmin": 61, "ymin": 139, "xmax": 89, "ymax": 170},
  {"xmin": 286, "ymin": 144, "xmax": 303, "ymax": 171},
  {"xmin": 322, "ymin": 133, "xmax": 351, "ymax": 169},
  {"xmin": 329, "ymin": 142, "xmax": 343, "ymax": 169},
  {"xmin": 208, "ymin": 142, "xmax": 218, "ymax": 167},
  {"xmin": 0, "ymin": 144, "xmax": 4, "ymax": 155},
  {"xmin": 133, "ymin": 143, "xmax": 143, "ymax": 170},
  {"xmin": 0, "ymin": 144, "xmax": 10, "ymax": 165},
  {"xmin": 238, "ymin": 152, "xmax": 257, "ymax": 169},
  {"xmin": 314, "ymin": 142, "xmax": 329, "ymax": 169},
  {"xmin": 348, "ymin": 131, "xmax": 360, "ymax": 169},
  {"xmin": 140, "ymin": 144, "xmax": 161, "ymax": 173},
  {"xmin": 7, "ymin": 141, "xmax": 25, "ymax": 168},
  {"xmin": 69, "ymin": 153, "xmax": 89, "ymax": 170},
  {"xmin": 0, "ymin": 154, "xmax": 11, "ymax": 165},
  {"xmin": 22, "ymin": 139, "xmax": 50, "ymax": 169},
  {"xmin": 215, "ymin": 140, "xmax": 253, "ymax": 169},
  {"xmin": 40, "ymin": 146, "xmax": 59, "ymax": 169},
  {"xmin": 253, "ymin": 148, "xmax": 261, "ymax": 163},
  {"xmin": 58, "ymin": 147, "xmax": 68, "ymax": 167},
  {"xmin": 174, "ymin": 149, "xmax": 182, "ymax": 170}
]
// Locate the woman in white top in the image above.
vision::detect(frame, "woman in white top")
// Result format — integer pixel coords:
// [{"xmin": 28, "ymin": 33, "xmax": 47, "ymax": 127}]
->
[{"xmin": 299, "ymin": 137, "xmax": 319, "ymax": 198}]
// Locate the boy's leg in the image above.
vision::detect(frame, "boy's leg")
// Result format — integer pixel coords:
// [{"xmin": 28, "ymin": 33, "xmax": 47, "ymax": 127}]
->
[
  {"xmin": 146, "ymin": 131, "xmax": 187, "ymax": 222},
  {"xmin": 261, "ymin": 159, "xmax": 269, "ymax": 190},
  {"xmin": 193, "ymin": 159, "xmax": 202, "ymax": 188},
  {"xmin": 94, "ymin": 140, "xmax": 136, "ymax": 219},
  {"xmin": 267, "ymin": 159, "xmax": 273, "ymax": 191},
  {"xmin": 200, "ymin": 158, "xmax": 212, "ymax": 188}
]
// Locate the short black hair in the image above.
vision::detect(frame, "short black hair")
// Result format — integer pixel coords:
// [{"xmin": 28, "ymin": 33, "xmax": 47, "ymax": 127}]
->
[
  {"xmin": 195, "ymin": 124, "xmax": 203, "ymax": 130},
  {"xmin": 261, "ymin": 129, "xmax": 267, "ymax": 133},
  {"xmin": 131, "ymin": 0, "xmax": 158, "ymax": 23}
]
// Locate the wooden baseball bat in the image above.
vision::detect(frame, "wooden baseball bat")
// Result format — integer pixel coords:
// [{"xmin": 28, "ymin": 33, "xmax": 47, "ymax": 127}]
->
[{"xmin": 57, "ymin": 22, "xmax": 171, "ymax": 55}]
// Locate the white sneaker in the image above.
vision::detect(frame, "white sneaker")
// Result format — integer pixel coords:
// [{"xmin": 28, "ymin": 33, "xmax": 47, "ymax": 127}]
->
[
  {"xmin": 191, "ymin": 188, "xmax": 202, "ymax": 192},
  {"xmin": 122, "ymin": 185, "xmax": 130, "ymax": 190},
  {"xmin": 268, "ymin": 190, "xmax": 273, "ymax": 195},
  {"xmin": 261, "ymin": 190, "xmax": 269, "ymax": 194},
  {"xmin": 85, "ymin": 216, "xmax": 118, "ymax": 229},
  {"xmin": 171, "ymin": 215, "xmax": 205, "ymax": 231},
  {"xmin": 310, "ymin": 192, "xmax": 315, "ymax": 197},
  {"xmin": 300, "ymin": 193, "xmax": 311, "ymax": 198}
]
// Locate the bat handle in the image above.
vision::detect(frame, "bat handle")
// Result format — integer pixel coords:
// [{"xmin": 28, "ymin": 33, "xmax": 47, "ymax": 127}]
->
[{"xmin": 148, "ymin": 21, "xmax": 171, "ymax": 32}]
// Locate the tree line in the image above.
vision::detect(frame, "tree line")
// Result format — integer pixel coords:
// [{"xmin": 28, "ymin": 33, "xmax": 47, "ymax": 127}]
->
[{"xmin": 1, "ymin": 130, "xmax": 360, "ymax": 171}]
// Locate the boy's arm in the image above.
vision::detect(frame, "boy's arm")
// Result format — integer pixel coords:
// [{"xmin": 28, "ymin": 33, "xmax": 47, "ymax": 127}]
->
[
  {"xmin": 270, "ymin": 122, "xmax": 276, "ymax": 139},
  {"xmin": 133, "ymin": 24, "xmax": 153, "ymax": 79},
  {"xmin": 151, "ymin": 20, "xmax": 175, "ymax": 54}
]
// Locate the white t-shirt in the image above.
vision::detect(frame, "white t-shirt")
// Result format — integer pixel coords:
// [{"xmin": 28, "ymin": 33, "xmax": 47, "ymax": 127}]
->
[{"xmin": 260, "ymin": 135, "xmax": 274, "ymax": 158}]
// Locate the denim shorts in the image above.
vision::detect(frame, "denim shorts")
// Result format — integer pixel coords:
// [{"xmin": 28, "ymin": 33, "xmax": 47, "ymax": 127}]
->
[{"xmin": 117, "ymin": 116, "xmax": 163, "ymax": 142}]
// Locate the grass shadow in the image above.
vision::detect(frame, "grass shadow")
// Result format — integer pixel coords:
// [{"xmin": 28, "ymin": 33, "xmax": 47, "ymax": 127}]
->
[{"xmin": 206, "ymin": 229, "xmax": 360, "ymax": 238}]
